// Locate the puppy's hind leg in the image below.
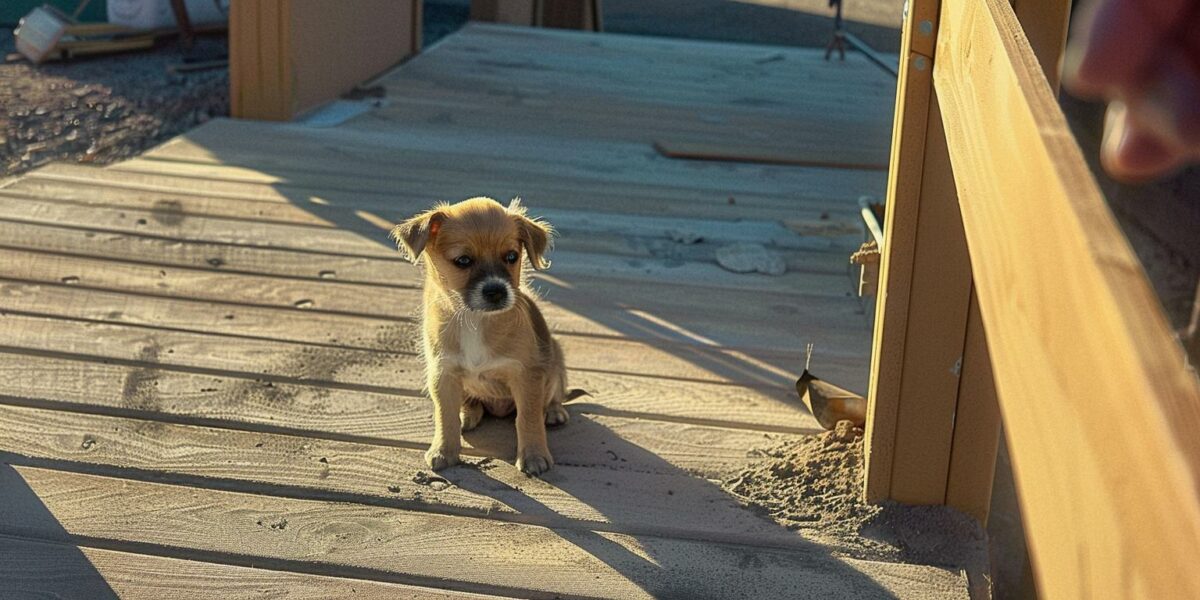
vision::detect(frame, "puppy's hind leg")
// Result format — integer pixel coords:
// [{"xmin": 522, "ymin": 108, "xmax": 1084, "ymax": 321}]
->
[
  {"xmin": 544, "ymin": 340, "xmax": 570, "ymax": 427},
  {"xmin": 426, "ymin": 369, "xmax": 464, "ymax": 471},
  {"xmin": 461, "ymin": 397, "xmax": 484, "ymax": 432}
]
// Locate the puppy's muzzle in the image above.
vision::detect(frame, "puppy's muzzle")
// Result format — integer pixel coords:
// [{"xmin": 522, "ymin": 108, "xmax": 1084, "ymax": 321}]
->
[{"xmin": 468, "ymin": 277, "xmax": 514, "ymax": 312}]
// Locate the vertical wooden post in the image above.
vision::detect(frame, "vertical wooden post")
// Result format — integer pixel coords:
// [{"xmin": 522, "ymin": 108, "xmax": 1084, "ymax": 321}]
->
[{"xmin": 864, "ymin": 0, "xmax": 1000, "ymax": 521}]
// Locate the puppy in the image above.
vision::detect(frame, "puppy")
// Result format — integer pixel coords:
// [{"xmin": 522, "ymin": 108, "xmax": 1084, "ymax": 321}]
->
[{"xmin": 392, "ymin": 197, "xmax": 570, "ymax": 476}]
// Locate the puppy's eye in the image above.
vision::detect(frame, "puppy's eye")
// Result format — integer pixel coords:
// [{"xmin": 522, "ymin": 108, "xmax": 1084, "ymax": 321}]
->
[
  {"xmin": 453, "ymin": 255, "xmax": 473, "ymax": 268},
  {"xmin": 504, "ymin": 251, "xmax": 519, "ymax": 264}
]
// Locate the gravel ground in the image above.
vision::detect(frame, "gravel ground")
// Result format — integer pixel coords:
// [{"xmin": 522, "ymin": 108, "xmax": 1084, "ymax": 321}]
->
[{"xmin": 0, "ymin": 29, "xmax": 228, "ymax": 178}]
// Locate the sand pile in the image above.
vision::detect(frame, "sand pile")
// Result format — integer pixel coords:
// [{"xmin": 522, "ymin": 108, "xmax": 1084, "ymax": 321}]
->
[{"xmin": 723, "ymin": 421, "xmax": 988, "ymax": 568}]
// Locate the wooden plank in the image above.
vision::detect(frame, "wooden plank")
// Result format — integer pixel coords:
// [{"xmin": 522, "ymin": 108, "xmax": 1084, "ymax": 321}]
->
[
  {"xmin": 0, "ymin": 536, "xmax": 506, "ymax": 600},
  {"xmin": 0, "ymin": 246, "xmax": 868, "ymax": 356},
  {"xmin": 0, "ymin": 466, "xmax": 970, "ymax": 599},
  {"xmin": 0, "ymin": 279, "xmax": 802, "ymax": 389},
  {"xmin": 0, "ymin": 188, "xmax": 853, "ymax": 274},
  {"xmin": 881, "ymin": 94, "xmax": 973, "ymax": 505},
  {"xmin": 0, "ymin": 316, "xmax": 821, "ymax": 436},
  {"xmin": 943, "ymin": 290, "xmax": 1001, "ymax": 524},
  {"xmin": 934, "ymin": 0, "xmax": 1200, "ymax": 597},
  {"xmin": 0, "ymin": 213, "xmax": 864, "ymax": 302},
  {"xmin": 540, "ymin": 0, "xmax": 592, "ymax": 30},
  {"xmin": 0, "ymin": 193, "xmax": 400, "ymax": 260},
  {"xmin": 12, "ymin": 163, "xmax": 863, "ymax": 252},
  {"xmin": 0, "ymin": 218, "xmax": 411, "ymax": 286},
  {"xmin": 176, "ymin": 109, "xmax": 882, "ymax": 195},
  {"xmin": 257, "ymin": 0, "xmax": 287, "ymax": 121},
  {"xmin": 0, "ymin": 402, "xmax": 796, "ymax": 540},
  {"xmin": 470, "ymin": 0, "xmax": 536, "ymax": 24},
  {"xmin": 381, "ymin": 25, "xmax": 893, "ymax": 105},
  {"xmin": 0, "ymin": 203, "xmax": 849, "ymax": 298},
  {"xmin": 111, "ymin": 155, "xmax": 877, "ymax": 226},
  {"xmin": 865, "ymin": 0, "xmax": 975, "ymax": 506},
  {"xmin": 376, "ymin": 25, "xmax": 895, "ymax": 107},
  {"xmin": 653, "ymin": 139, "xmax": 889, "ymax": 171},
  {"xmin": 863, "ymin": 7, "xmax": 932, "ymax": 504}
]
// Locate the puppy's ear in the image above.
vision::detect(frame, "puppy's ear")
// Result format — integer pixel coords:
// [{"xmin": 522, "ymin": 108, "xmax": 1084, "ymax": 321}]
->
[
  {"xmin": 508, "ymin": 198, "xmax": 554, "ymax": 271},
  {"xmin": 391, "ymin": 206, "xmax": 446, "ymax": 263}
]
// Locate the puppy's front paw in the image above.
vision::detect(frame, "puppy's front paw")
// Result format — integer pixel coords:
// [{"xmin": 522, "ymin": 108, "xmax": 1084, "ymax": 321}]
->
[
  {"xmin": 425, "ymin": 446, "xmax": 460, "ymax": 471},
  {"xmin": 545, "ymin": 402, "xmax": 569, "ymax": 426},
  {"xmin": 516, "ymin": 448, "xmax": 554, "ymax": 476}
]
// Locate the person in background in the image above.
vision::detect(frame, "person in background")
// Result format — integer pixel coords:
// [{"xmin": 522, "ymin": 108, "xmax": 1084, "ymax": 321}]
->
[{"xmin": 1063, "ymin": 0, "xmax": 1200, "ymax": 182}]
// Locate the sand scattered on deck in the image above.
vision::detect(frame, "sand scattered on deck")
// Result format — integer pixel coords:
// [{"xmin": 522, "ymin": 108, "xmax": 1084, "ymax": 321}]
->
[{"xmin": 723, "ymin": 420, "xmax": 988, "ymax": 569}]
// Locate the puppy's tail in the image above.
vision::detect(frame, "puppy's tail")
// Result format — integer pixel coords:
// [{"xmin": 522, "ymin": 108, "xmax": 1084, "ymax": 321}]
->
[{"xmin": 565, "ymin": 388, "xmax": 592, "ymax": 402}]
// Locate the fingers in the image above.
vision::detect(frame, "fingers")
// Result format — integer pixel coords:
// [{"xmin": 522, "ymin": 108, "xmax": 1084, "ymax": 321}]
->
[
  {"xmin": 1065, "ymin": 0, "xmax": 1200, "ymax": 181},
  {"xmin": 1101, "ymin": 102, "xmax": 1184, "ymax": 182}
]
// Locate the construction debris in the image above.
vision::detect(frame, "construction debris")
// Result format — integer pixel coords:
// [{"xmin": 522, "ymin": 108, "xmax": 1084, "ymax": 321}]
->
[
  {"xmin": 797, "ymin": 344, "xmax": 866, "ymax": 429},
  {"xmin": 850, "ymin": 239, "xmax": 881, "ymax": 297}
]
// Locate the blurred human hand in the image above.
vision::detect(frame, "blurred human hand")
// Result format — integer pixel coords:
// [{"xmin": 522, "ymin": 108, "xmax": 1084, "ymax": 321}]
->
[{"xmin": 1063, "ymin": 0, "xmax": 1200, "ymax": 182}]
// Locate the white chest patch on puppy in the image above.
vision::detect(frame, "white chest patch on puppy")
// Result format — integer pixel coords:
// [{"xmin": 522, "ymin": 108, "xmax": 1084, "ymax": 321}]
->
[
  {"xmin": 453, "ymin": 314, "xmax": 520, "ymax": 395},
  {"xmin": 459, "ymin": 315, "xmax": 490, "ymax": 372}
]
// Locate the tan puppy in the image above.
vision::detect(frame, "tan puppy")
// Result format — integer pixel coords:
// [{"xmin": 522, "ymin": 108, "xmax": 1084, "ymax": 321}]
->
[{"xmin": 392, "ymin": 197, "xmax": 569, "ymax": 476}]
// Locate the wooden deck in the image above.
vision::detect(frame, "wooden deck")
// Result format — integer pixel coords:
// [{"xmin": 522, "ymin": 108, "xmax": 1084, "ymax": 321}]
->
[{"xmin": 0, "ymin": 25, "xmax": 969, "ymax": 598}]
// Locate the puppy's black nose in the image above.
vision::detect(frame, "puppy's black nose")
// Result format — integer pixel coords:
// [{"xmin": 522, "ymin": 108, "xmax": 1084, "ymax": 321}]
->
[{"xmin": 481, "ymin": 283, "xmax": 508, "ymax": 304}]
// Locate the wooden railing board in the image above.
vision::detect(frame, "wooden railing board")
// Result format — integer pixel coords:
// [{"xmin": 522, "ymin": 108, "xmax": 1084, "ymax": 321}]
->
[{"xmin": 934, "ymin": 0, "xmax": 1200, "ymax": 596}]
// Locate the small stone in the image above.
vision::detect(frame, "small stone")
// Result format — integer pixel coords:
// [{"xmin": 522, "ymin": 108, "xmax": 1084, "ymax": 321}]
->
[
  {"xmin": 715, "ymin": 243, "xmax": 787, "ymax": 276},
  {"xmin": 666, "ymin": 228, "xmax": 704, "ymax": 244}
]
